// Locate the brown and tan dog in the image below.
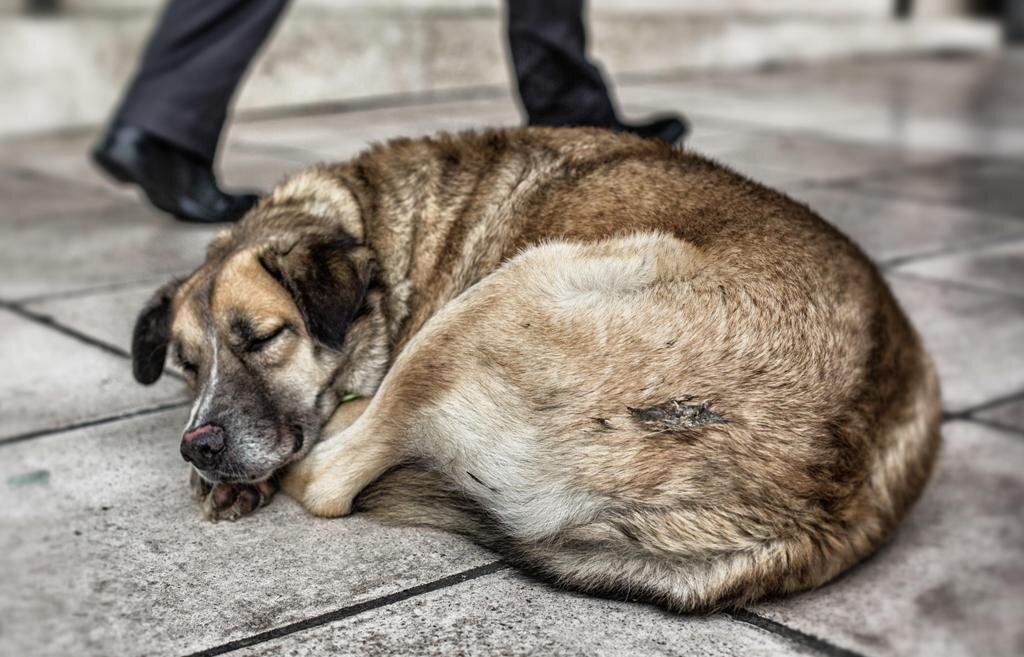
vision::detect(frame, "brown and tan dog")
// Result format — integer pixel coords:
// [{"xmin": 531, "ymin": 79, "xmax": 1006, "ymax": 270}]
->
[{"xmin": 132, "ymin": 127, "xmax": 940, "ymax": 611}]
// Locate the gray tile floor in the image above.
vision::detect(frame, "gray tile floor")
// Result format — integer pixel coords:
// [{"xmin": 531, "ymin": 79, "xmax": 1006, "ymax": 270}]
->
[{"xmin": 2, "ymin": 51, "xmax": 1023, "ymax": 657}]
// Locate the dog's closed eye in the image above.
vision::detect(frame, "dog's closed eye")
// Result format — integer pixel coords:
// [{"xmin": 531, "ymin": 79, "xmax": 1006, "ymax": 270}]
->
[
  {"xmin": 244, "ymin": 324, "xmax": 291, "ymax": 353},
  {"xmin": 228, "ymin": 314, "xmax": 293, "ymax": 354}
]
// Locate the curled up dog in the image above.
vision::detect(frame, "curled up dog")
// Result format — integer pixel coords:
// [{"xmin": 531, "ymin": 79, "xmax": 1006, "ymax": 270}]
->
[{"xmin": 131, "ymin": 127, "xmax": 941, "ymax": 611}]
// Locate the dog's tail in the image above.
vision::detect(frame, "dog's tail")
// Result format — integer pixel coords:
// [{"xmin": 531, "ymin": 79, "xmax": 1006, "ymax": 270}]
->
[{"xmin": 353, "ymin": 465, "xmax": 504, "ymax": 545}]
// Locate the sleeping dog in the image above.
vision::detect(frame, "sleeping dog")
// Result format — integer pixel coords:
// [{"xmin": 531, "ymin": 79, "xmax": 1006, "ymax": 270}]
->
[{"xmin": 132, "ymin": 127, "xmax": 940, "ymax": 611}]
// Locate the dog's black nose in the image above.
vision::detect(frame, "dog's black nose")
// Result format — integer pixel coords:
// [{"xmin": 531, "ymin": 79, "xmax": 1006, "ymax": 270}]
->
[{"xmin": 180, "ymin": 424, "xmax": 226, "ymax": 469}]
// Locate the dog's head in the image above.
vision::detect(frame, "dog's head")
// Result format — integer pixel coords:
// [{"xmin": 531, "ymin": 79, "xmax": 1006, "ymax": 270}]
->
[{"xmin": 132, "ymin": 230, "xmax": 381, "ymax": 484}]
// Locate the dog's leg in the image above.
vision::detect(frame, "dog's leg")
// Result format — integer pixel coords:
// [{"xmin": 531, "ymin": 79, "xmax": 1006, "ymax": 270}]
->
[
  {"xmin": 281, "ymin": 398, "xmax": 401, "ymax": 518},
  {"xmin": 318, "ymin": 395, "xmax": 373, "ymax": 436}
]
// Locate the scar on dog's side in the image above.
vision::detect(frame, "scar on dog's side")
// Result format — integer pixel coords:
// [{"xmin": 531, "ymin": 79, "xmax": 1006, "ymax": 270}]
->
[{"xmin": 628, "ymin": 397, "xmax": 725, "ymax": 433}]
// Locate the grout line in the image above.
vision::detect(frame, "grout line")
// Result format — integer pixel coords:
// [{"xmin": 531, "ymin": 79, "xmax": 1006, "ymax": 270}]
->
[
  {"xmin": 880, "ymin": 231, "xmax": 1024, "ymax": 270},
  {"xmin": 612, "ymin": 50, "xmax": 987, "ymax": 89},
  {"xmin": 20, "ymin": 163, "xmax": 140, "ymax": 201},
  {"xmin": 0, "ymin": 86, "xmax": 515, "ymax": 144},
  {"xmin": 5, "ymin": 49, "xmax": 972, "ymax": 145},
  {"xmin": 0, "ymin": 399, "xmax": 190, "ymax": 448},
  {"xmin": 813, "ymin": 174, "xmax": 1024, "ymax": 224},
  {"xmin": 943, "ymin": 386, "xmax": 1024, "ymax": 421},
  {"xmin": 1, "ymin": 299, "xmax": 130, "ymax": 359},
  {"xmin": 6, "ymin": 165, "xmax": 138, "ymax": 217},
  {"xmin": 233, "ymin": 85, "xmax": 513, "ymax": 126},
  {"xmin": 884, "ymin": 269, "xmax": 1024, "ymax": 302},
  {"xmin": 766, "ymin": 176, "xmax": 1024, "ymax": 274},
  {"xmin": 957, "ymin": 416, "xmax": 1024, "ymax": 439},
  {"xmin": 10, "ymin": 164, "xmax": 120, "ymax": 196},
  {"xmin": 227, "ymin": 140, "xmax": 338, "ymax": 164},
  {"xmin": 182, "ymin": 561, "xmax": 509, "ymax": 657},
  {"xmin": 0, "ymin": 299, "xmax": 185, "ymax": 382},
  {"xmin": 12, "ymin": 275, "xmax": 174, "ymax": 306},
  {"xmin": 726, "ymin": 609, "xmax": 868, "ymax": 657}
]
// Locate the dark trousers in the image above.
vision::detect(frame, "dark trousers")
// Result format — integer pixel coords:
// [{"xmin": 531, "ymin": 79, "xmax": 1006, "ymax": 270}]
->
[
  {"xmin": 507, "ymin": 0, "xmax": 617, "ymax": 128},
  {"xmin": 112, "ymin": 0, "xmax": 618, "ymax": 161}
]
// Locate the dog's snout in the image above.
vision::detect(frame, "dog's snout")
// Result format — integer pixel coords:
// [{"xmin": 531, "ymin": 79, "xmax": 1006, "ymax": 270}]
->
[{"xmin": 180, "ymin": 424, "xmax": 226, "ymax": 468}]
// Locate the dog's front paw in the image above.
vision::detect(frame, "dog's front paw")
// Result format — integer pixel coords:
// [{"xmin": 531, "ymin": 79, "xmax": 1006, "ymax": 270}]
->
[
  {"xmin": 280, "ymin": 462, "xmax": 354, "ymax": 518},
  {"xmin": 190, "ymin": 468, "xmax": 277, "ymax": 522}
]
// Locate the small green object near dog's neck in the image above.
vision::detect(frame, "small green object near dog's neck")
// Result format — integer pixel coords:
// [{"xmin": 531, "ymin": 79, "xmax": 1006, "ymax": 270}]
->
[{"xmin": 340, "ymin": 392, "xmax": 361, "ymax": 403}]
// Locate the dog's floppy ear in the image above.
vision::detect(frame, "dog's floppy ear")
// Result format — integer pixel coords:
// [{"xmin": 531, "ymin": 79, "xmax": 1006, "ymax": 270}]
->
[
  {"xmin": 259, "ymin": 236, "xmax": 377, "ymax": 351},
  {"xmin": 131, "ymin": 279, "xmax": 181, "ymax": 384}
]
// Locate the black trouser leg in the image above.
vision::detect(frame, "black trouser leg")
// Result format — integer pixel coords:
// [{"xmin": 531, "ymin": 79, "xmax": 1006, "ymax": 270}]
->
[
  {"xmin": 113, "ymin": 0, "xmax": 290, "ymax": 161},
  {"xmin": 506, "ymin": 0, "xmax": 618, "ymax": 128}
]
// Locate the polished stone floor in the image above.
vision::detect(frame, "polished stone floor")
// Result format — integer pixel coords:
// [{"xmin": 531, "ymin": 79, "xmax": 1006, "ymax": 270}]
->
[{"xmin": 1, "ymin": 51, "xmax": 1022, "ymax": 657}]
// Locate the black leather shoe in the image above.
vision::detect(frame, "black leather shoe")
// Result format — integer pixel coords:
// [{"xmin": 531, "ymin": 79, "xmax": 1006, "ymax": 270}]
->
[
  {"xmin": 614, "ymin": 114, "xmax": 689, "ymax": 145},
  {"xmin": 91, "ymin": 124, "xmax": 259, "ymax": 224}
]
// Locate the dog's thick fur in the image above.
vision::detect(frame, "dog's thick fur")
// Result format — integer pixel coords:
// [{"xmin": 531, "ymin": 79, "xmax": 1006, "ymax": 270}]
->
[{"xmin": 133, "ymin": 127, "xmax": 940, "ymax": 611}]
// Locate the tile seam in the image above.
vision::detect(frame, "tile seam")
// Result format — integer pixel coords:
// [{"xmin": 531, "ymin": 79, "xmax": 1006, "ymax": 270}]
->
[{"xmin": 181, "ymin": 561, "xmax": 509, "ymax": 657}]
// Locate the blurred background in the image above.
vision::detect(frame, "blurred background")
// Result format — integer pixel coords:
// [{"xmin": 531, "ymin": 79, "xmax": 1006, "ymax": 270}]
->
[
  {"xmin": 1, "ymin": 2, "xmax": 1023, "ymax": 657},
  {"xmin": 2, "ymin": 0, "xmax": 1018, "ymax": 136}
]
